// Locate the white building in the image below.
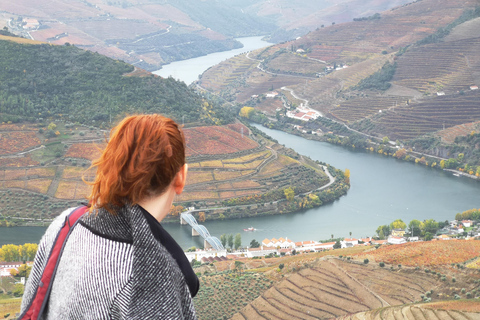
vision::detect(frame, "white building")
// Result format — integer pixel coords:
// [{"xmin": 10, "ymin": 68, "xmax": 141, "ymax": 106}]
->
[
  {"xmin": 387, "ymin": 236, "xmax": 407, "ymax": 245},
  {"xmin": 184, "ymin": 249, "xmax": 227, "ymax": 263},
  {"xmin": 341, "ymin": 238, "xmax": 359, "ymax": 248},
  {"xmin": 246, "ymin": 246, "xmax": 277, "ymax": 258}
]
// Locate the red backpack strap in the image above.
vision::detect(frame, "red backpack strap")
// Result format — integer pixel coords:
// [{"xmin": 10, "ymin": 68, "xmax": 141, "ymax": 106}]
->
[{"xmin": 19, "ymin": 205, "xmax": 89, "ymax": 320}]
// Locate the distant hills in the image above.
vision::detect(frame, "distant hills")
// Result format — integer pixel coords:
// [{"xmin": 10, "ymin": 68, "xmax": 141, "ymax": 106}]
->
[{"xmin": 1, "ymin": 0, "xmax": 413, "ymax": 70}]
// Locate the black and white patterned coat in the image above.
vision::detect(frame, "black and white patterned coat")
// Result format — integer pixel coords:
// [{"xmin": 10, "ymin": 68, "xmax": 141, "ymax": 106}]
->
[{"xmin": 20, "ymin": 204, "xmax": 197, "ymax": 319}]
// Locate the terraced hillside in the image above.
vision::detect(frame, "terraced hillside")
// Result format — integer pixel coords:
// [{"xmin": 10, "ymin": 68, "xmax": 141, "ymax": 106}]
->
[
  {"xmin": 202, "ymin": 0, "xmax": 480, "ymax": 147},
  {"xmin": 230, "ymin": 257, "xmax": 480, "ymax": 320},
  {"xmin": 336, "ymin": 303, "xmax": 480, "ymax": 320},
  {"xmin": 0, "ymin": 122, "xmax": 333, "ymax": 223},
  {"xmin": 392, "ymin": 37, "xmax": 480, "ymax": 95},
  {"xmin": 351, "ymin": 90, "xmax": 480, "ymax": 140}
]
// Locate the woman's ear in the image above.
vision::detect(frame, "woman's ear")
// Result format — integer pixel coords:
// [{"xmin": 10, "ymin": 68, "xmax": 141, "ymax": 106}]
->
[{"xmin": 174, "ymin": 164, "xmax": 188, "ymax": 195}]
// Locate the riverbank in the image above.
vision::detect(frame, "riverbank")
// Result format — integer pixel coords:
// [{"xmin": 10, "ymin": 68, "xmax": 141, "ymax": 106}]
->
[
  {"xmin": 162, "ymin": 164, "xmax": 349, "ymax": 224},
  {"xmin": 260, "ymin": 116, "xmax": 480, "ymax": 182}
]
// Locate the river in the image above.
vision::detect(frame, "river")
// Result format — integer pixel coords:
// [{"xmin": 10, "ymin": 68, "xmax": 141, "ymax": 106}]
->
[
  {"xmin": 152, "ymin": 36, "xmax": 272, "ymax": 85},
  {"xmin": 2, "ymin": 38, "xmax": 480, "ymax": 248}
]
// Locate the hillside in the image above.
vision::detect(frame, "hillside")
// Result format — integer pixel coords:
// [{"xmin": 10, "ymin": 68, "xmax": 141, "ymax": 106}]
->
[
  {"xmin": 199, "ymin": 0, "xmax": 480, "ymax": 171},
  {"xmin": 190, "ymin": 241, "xmax": 480, "ymax": 320},
  {"xmin": 1, "ymin": 0, "xmax": 413, "ymax": 70},
  {"xmin": 0, "ymin": 38, "xmax": 347, "ymax": 226},
  {"xmin": 0, "ymin": 36, "xmax": 234, "ymax": 127}
]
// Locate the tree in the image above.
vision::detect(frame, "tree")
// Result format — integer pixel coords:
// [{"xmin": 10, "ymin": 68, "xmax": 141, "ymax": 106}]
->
[
  {"xmin": 279, "ymin": 263, "xmax": 284, "ymax": 270},
  {"xmin": 19, "ymin": 243, "xmax": 38, "ymax": 261},
  {"xmin": 376, "ymin": 225, "xmax": 391, "ymax": 239},
  {"xmin": 220, "ymin": 234, "xmax": 227, "ymax": 247},
  {"xmin": 284, "ymin": 187, "xmax": 295, "ymax": 201},
  {"xmin": 13, "ymin": 284, "xmax": 24, "ymax": 297},
  {"xmin": 17, "ymin": 264, "xmax": 31, "ymax": 277},
  {"xmin": 239, "ymin": 106, "xmax": 255, "ymax": 119},
  {"xmin": 234, "ymin": 260, "xmax": 244, "ymax": 274},
  {"xmin": 408, "ymin": 219, "xmax": 424, "ymax": 237},
  {"xmin": 440, "ymin": 159, "xmax": 446, "ymax": 169},
  {"xmin": 333, "ymin": 241, "xmax": 341, "ymax": 249},
  {"xmin": 250, "ymin": 239, "xmax": 260, "ymax": 248},
  {"xmin": 198, "ymin": 211, "xmax": 205, "ymax": 222},
  {"xmin": 382, "ymin": 136, "xmax": 389, "ymax": 144},
  {"xmin": 234, "ymin": 233, "xmax": 242, "ymax": 250},
  {"xmin": 344, "ymin": 169, "xmax": 350, "ymax": 184},
  {"xmin": 424, "ymin": 232, "xmax": 433, "ymax": 241},
  {"xmin": 1, "ymin": 244, "xmax": 20, "ymax": 262},
  {"xmin": 422, "ymin": 219, "xmax": 439, "ymax": 235},
  {"xmin": 227, "ymin": 234, "xmax": 234, "ymax": 248},
  {"xmin": 390, "ymin": 219, "xmax": 407, "ymax": 230},
  {"xmin": 47, "ymin": 122, "xmax": 57, "ymax": 131}
]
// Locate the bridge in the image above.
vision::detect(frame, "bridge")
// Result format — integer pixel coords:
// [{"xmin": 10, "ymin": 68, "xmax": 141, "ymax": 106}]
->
[{"xmin": 180, "ymin": 212, "xmax": 224, "ymax": 250}]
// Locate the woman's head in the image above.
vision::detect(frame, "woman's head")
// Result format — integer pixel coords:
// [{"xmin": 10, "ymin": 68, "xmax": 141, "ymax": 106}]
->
[{"xmin": 86, "ymin": 114, "xmax": 185, "ymax": 213}]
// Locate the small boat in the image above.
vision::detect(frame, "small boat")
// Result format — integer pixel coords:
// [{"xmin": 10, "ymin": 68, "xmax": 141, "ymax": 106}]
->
[
  {"xmin": 453, "ymin": 173, "xmax": 460, "ymax": 177},
  {"xmin": 243, "ymin": 227, "xmax": 256, "ymax": 232}
]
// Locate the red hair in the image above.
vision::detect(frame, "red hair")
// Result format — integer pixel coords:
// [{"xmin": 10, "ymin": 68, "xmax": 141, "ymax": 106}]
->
[{"xmin": 85, "ymin": 114, "xmax": 185, "ymax": 213}]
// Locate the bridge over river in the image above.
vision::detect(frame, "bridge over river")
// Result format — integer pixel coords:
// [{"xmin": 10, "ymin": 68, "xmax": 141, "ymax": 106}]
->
[{"xmin": 180, "ymin": 212, "xmax": 224, "ymax": 250}]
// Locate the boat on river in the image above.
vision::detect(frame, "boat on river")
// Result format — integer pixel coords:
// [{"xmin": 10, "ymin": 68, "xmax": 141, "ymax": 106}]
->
[{"xmin": 243, "ymin": 227, "xmax": 256, "ymax": 232}]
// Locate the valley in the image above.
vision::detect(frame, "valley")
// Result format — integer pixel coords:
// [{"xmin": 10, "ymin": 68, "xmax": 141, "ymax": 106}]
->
[{"xmin": 198, "ymin": 0, "xmax": 480, "ymax": 179}]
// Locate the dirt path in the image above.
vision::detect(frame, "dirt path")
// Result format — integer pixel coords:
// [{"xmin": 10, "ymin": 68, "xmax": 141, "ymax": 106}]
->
[{"xmin": 46, "ymin": 166, "xmax": 65, "ymax": 197}]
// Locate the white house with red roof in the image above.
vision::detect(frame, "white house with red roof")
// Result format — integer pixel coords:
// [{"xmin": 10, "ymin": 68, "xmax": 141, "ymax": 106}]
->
[
  {"xmin": 0, "ymin": 261, "xmax": 23, "ymax": 277},
  {"xmin": 263, "ymin": 237, "xmax": 295, "ymax": 248},
  {"xmin": 462, "ymin": 220, "xmax": 473, "ymax": 228}
]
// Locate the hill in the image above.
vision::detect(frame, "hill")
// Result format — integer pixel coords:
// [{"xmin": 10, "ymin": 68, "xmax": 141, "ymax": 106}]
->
[
  {"xmin": 0, "ymin": 37, "xmax": 235, "ymax": 127},
  {"xmin": 1, "ymin": 0, "xmax": 413, "ymax": 70},
  {"xmin": 0, "ymin": 38, "xmax": 347, "ymax": 226},
  {"xmin": 198, "ymin": 0, "xmax": 480, "ymax": 173},
  {"xmin": 189, "ymin": 240, "xmax": 480, "ymax": 320}
]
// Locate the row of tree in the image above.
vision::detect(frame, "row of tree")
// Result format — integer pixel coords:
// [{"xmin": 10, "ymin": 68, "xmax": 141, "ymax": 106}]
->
[
  {"xmin": 219, "ymin": 233, "xmax": 242, "ymax": 250},
  {"xmin": 376, "ymin": 218, "xmax": 449, "ymax": 240},
  {"xmin": 0, "ymin": 243, "xmax": 38, "ymax": 262}
]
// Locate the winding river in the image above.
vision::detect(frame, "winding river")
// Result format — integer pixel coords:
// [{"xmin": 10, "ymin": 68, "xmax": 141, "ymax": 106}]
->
[{"xmin": 2, "ymin": 37, "xmax": 479, "ymax": 248}]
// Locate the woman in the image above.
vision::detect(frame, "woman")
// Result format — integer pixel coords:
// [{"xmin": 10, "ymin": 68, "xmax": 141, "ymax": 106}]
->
[{"xmin": 20, "ymin": 114, "xmax": 198, "ymax": 319}]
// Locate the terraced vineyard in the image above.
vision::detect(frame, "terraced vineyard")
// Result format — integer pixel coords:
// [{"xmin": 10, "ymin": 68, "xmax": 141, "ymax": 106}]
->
[
  {"xmin": 392, "ymin": 37, "xmax": 480, "ymax": 94},
  {"xmin": 355, "ymin": 240, "xmax": 480, "ymax": 267},
  {"xmin": 436, "ymin": 121, "xmax": 480, "ymax": 143},
  {"xmin": 353, "ymin": 90, "xmax": 480, "ymax": 140},
  {"xmin": 329, "ymin": 95, "xmax": 410, "ymax": 123},
  {"xmin": 263, "ymin": 52, "xmax": 325, "ymax": 76},
  {"xmin": 336, "ymin": 303, "xmax": 480, "ymax": 320},
  {"xmin": 0, "ymin": 122, "xmax": 331, "ymax": 221},
  {"xmin": 199, "ymin": 55, "xmax": 257, "ymax": 93},
  {"xmin": 230, "ymin": 257, "xmax": 469, "ymax": 320}
]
